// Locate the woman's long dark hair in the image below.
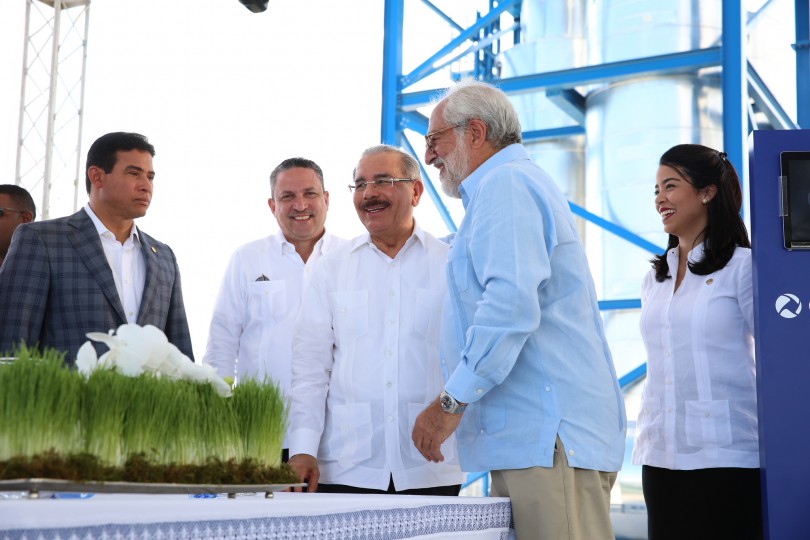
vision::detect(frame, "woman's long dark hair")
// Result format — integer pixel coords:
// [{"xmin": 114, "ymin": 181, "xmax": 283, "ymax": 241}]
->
[{"xmin": 652, "ymin": 144, "xmax": 751, "ymax": 282}]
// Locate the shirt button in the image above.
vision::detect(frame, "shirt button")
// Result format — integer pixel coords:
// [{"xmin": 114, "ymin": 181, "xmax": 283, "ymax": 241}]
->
[
  {"xmin": 476, "ymin": 388, "xmax": 483, "ymax": 395},
  {"xmin": 568, "ymin": 450, "xmax": 575, "ymax": 456},
  {"xmin": 387, "ymin": 416, "xmax": 393, "ymax": 422},
  {"xmin": 667, "ymin": 408, "xmax": 673, "ymax": 413},
  {"xmin": 386, "ymin": 382, "xmax": 392, "ymax": 388},
  {"xmin": 545, "ymin": 386, "xmax": 551, "ymax": 392},
  {"xmin": 389, "ymin": 291, "xmax": 395, "ymax": 297},
  {"xmin": 480, "ymin": 429, "xmax": 485, "ymax": 434},
  {"xmin": 704, "ymin": 412, "xmax": 711, "ymax": 418}
]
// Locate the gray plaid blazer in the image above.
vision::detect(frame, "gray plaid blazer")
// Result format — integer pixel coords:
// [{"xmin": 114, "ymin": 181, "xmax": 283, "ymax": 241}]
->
[{"xmin": 0, "ymin": 209, "xmax": 194, "ymax": 365}]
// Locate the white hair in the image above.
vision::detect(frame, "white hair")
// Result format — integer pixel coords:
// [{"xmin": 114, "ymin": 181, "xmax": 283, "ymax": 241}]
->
[{"xmin": 437, "ymin": 80, "xmax": 522, "ymax": 150}]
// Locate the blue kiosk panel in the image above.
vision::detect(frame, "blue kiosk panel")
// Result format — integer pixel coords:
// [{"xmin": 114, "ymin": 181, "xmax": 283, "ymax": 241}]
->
[{"xmin": 750, "ymin": 129, "xmax": 810, "ymax": 540}]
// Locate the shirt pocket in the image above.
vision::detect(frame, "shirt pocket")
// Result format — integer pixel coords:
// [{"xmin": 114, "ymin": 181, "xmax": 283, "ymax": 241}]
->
[
  {"xmin": 324, "ymin": 402, "xmax": 373, "ymax": 466},
  {"xmin": 634, "ymin": 396, "xmax": 662, "ymax": 447},
  {"xmin": 447, "ymin": 246, "xmax": 469, "ymax": 292},
  {"xmin": 413, "ymin": 288, "xmax": 444, "ymax": 342},
  {"xmin": 330, "ymin": 291, "xmax": 369, "ymax": 340},
  {"xmin": 685, "ymin": 399, "xmax": 733, "ymax": 448},
  {"xmin": 247, "ymin": 280, "xmax": 287, "ymax": 322},
  {"xmin": 407, "ymin": 402, "xmax": 456, "ymax": 461}
]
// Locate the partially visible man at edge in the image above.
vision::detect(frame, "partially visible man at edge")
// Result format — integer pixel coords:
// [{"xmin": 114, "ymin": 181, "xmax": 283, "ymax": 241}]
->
[
  {"xmin": 0, "ymin": 132, "xmax": 194, "ymax": 364},
  {"xmin": 412, "ymin": 81, "xmax": 626, "ymax": 540},
  {"xmin": 0, "ymin": 184, "xmax": 36, "ymax": 268},
  {"xmin": 203, "ymin": 157, "xmax": 346, "ymax": 462}
]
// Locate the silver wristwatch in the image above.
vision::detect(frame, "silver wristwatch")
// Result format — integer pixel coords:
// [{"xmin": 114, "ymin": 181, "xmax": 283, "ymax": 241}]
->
[{"xmin": 439, "ymin": 390, "xmax": 467, "ymax": 414}]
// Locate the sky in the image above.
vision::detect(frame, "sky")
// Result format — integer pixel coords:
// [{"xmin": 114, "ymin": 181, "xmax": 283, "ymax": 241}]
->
[{"xmin": 0, "ymin": 0, "xmax": 472, "ymax": 359}]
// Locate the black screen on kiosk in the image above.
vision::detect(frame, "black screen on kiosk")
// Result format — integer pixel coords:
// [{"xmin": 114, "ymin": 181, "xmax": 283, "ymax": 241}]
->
[{"xmin": 781, "ymin": 151, "xmax": 810, "ymax": 250}]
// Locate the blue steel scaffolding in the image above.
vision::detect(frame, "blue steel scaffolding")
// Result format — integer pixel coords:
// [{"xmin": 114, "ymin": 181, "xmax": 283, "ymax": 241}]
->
[
  {"xmin": 379, "ymin": 0, "xmax": 810, "ymax": 495},
  {"xmin": 380, "ymin": 0, "xmax": 809, "ymax": 380}
]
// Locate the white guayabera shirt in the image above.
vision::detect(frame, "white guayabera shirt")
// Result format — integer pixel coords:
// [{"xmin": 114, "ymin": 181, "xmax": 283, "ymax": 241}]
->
[
  {"xmin": 202, "ymin": 231, "xmax": 345, "ymax": 388},
  {"xmin": 633, "ymin": 244, "xmax": 759, "ymax": 470},
  {"xmin": 288, "ymin": 223, "xmax": 464, "ymax": 491}
]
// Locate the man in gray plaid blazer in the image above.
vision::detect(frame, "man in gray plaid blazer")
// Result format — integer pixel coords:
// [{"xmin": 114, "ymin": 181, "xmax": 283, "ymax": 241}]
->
[{"xmin": 0, "ymin": 132, "xmax": 193, "ymax": 365}]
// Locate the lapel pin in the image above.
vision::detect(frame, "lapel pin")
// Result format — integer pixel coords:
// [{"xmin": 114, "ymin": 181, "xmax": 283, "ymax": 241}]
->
[
  {"xmin": 151, "ymin": 246, "xmax": 157, "ymax": 254},
  {"xmin": 706, "ymin": 278, "xmax": 713, "ymax": 285}
]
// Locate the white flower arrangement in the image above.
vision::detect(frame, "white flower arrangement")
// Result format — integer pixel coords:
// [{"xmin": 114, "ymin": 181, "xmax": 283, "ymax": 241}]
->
[{"xmin": 76, "ymin": 323, "xmax": 232, "ymax": 398}]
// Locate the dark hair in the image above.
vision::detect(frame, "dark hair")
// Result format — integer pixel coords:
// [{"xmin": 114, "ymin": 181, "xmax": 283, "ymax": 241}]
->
[
  {"xmin": 269, "ymin": 157, "xmax": 325, "ymax": 198},
  {"xmin": 85, "ymin": 132, "xmax": 155, "ymax": 194},
  {"xmin": 0, "ymin": 184, "xmax": 37, "ymax": 220},
  {"xmin": 652, "ymin": 143, "xmax": 751, "ymax": 282}
]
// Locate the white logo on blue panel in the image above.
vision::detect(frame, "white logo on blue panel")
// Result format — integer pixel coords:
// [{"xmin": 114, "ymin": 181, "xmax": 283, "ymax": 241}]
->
[{"xmin": 775, "ymin": 294, "xmax": 802, "ymax": 318}]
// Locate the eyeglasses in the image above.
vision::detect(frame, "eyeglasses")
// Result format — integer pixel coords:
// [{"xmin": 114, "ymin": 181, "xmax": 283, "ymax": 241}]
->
[
  {"xmin": 425, "ymin": 123, "xmax": 463, "ymax": 152},
  {"xmin": 0, "ymin": 207, "xmax": 25, "ymax": 218},
  {"xmin": 348, "ymin": 177, "xmax": 414, "ymax": 193}
]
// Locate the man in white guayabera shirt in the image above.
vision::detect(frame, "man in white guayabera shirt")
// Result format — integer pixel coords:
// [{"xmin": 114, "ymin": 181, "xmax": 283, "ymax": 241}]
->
[
  {"xmin": 287, "ymin": 145, "xmax": 464, "ymax": 495},
  {"xmin": 202, "ymin": 157, "xmax": 346, "ymax": 462}
]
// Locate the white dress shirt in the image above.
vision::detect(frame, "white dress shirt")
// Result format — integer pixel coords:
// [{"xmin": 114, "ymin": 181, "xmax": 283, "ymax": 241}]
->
[
  {"xmin": 203, "ymin": 231, "xmax": 345, "ymax": 447},
  {"xmin": 288, "ymin": 223, "xmax": 464, "ymax": 491},
  {"xmin": 633, "ymin": 244, "xmax": 758, "ymax": 470},
  {"xmin": 83, "ymin": 205, "xmax": 145, "ymax": 323}
]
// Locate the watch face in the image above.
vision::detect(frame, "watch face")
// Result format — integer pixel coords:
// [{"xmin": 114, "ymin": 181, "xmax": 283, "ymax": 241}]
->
[{"xmin": 440, "ymin": 392, "xmax": 454, "ymax": 412}]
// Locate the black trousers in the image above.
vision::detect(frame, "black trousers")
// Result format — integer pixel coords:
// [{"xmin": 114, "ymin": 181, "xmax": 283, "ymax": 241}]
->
[
  {"xmin": 642, "ymin": 465, "xmax": 763, "ymax": 540},
  {"xmin": 316, "ymin": 476, "xmax": 461, "ymax": 496}
]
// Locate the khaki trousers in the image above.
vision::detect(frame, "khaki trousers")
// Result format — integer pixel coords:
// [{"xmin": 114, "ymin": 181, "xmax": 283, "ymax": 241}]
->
[{"xmin": 490, "ymin": 437, "xmax": 617, "ymax": 540}]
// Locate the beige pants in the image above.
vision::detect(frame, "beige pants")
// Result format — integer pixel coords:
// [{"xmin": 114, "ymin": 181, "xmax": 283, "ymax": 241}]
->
[{"xmin": 490, "ymin": 437, "xmax": 617, "ymax": 540}]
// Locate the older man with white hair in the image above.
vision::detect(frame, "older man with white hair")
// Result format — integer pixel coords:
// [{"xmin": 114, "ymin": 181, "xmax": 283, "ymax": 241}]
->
[{"xmin": 412, "ymin": 80, "xmax": 626, "ymax": 540}]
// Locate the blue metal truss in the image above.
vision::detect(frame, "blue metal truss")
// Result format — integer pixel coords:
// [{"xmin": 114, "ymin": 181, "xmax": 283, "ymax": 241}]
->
[
  {"xmin": 382, "ymin": 0, "xmax": 808, "ymax": 234},
  {"xmin": 381, "ymin": 0, "xmax": 808, "ymax": 393}
]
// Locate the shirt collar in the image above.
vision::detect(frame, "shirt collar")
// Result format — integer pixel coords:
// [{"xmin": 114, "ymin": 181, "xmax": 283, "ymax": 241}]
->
[
  {"xmin": 350, "ymin": 220, "xmax": 427, "ymax": 254},
  {"xmin": 666, "ymin": 242, "xmax": 706, "ymax": 268},
  {"xmin": 458, "ymin": 144, "xmax": 531, "ymax": 208},
  {"xmin": 318, "ymin": 231, "xmax": 337, "ymax": 254},
  {"xmin": 276, "ymin": 229, "xmax": 333, "ymax": 257},
  {"xmin": 83, "ymin": 204, "xmax": 140, "ymax": 244}
]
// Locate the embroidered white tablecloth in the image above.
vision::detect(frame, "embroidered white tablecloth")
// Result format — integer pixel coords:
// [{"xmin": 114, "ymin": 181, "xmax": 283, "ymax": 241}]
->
[{"xmin": 0, "ymin": 491, "xmax": 513, "ymax": 539}]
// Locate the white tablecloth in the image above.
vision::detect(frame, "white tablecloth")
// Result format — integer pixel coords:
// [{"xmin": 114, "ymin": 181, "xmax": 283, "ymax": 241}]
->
[{"xmin": 0, "ymin": 492, "xmax": 513, "ymax": 539}]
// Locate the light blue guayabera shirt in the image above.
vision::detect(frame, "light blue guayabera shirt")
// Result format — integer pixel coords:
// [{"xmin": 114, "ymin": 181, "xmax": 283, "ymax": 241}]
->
[{"xmin": 442, "ymin": 144, "xmax": 626, "ymax": 473}]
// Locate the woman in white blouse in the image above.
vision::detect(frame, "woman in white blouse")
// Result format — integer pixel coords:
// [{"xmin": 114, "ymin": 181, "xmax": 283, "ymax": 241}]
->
[{"xmin": 633, "ymin": 144, "xmax": 761, "ymax": 539}]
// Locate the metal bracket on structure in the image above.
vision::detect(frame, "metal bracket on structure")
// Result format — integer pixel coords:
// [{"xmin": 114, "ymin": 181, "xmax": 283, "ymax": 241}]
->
[{"xmin": 545, "ymin": 88, "xmax": 586, "ymax": 125}]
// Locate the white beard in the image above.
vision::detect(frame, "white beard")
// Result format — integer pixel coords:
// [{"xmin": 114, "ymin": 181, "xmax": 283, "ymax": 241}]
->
[{"xmin": 439, "ymin": 137, "xmax": 470, "ymax": 199}]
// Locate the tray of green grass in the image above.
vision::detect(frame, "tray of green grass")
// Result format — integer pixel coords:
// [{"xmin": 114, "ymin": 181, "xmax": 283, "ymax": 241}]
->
[{"xmin": 0, "ymin": 478, "xmax": 306, "ymax": 498}]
